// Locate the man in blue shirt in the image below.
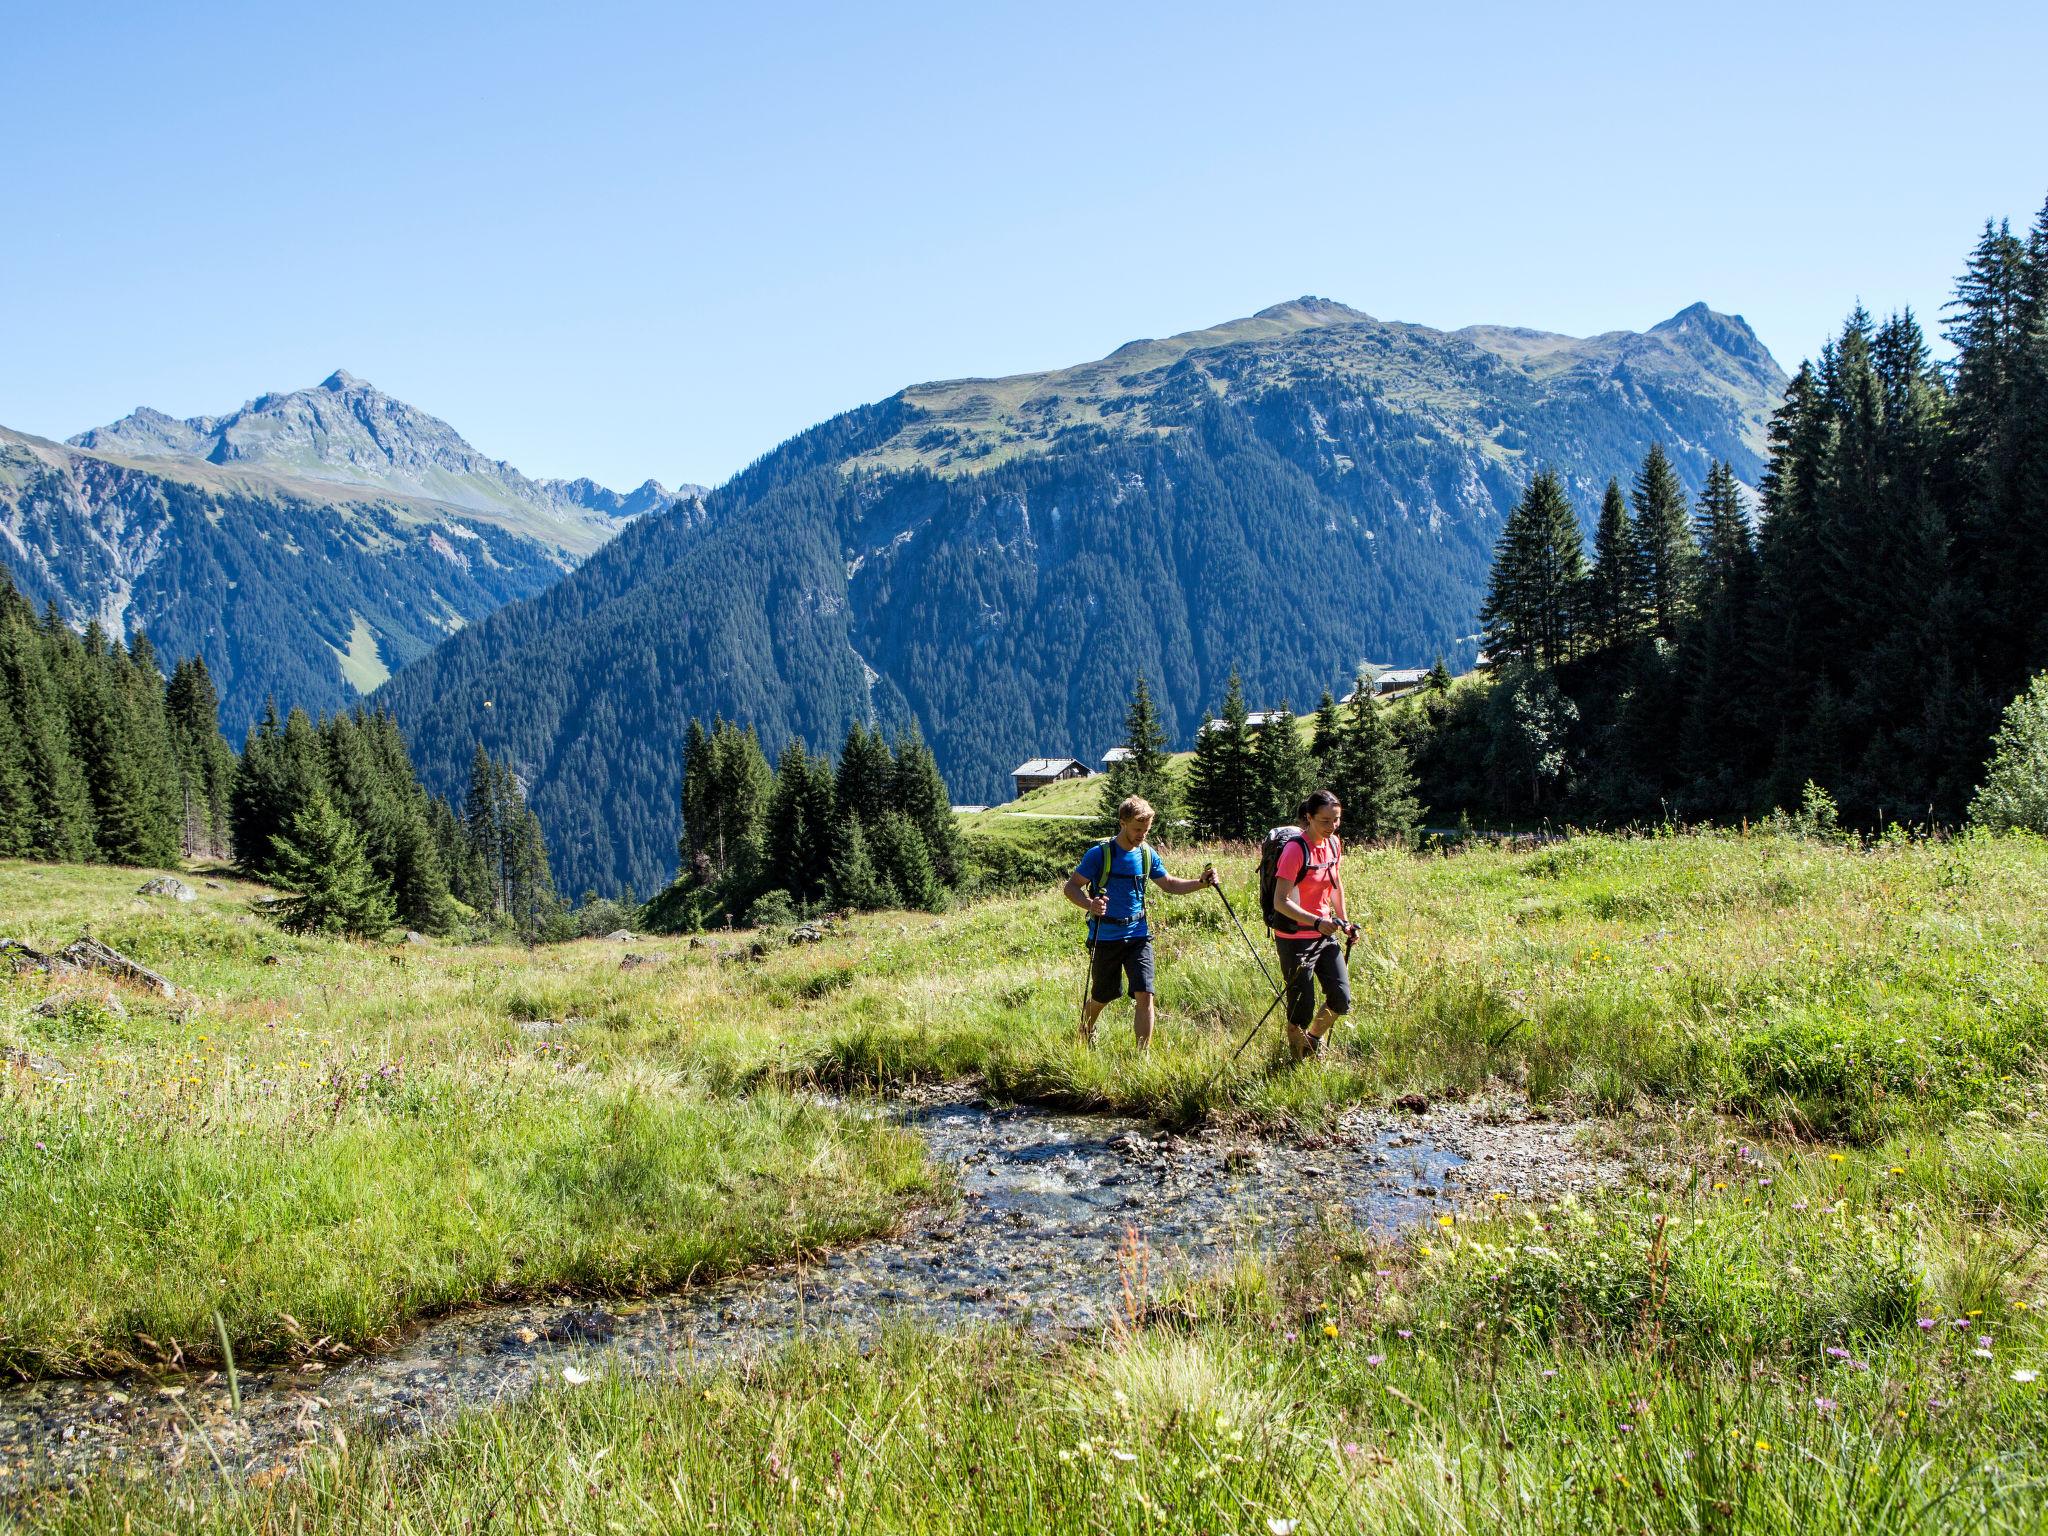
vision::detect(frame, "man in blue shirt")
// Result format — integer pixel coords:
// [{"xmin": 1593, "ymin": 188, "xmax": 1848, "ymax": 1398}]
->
[{"xmin": 1061, "ymin": 795, "xmax": 1217, "ymax": 1049}]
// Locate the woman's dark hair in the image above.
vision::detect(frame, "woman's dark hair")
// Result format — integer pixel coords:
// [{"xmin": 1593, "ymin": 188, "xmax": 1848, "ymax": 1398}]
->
[{"xmin": 1297, "ymin": 788, "xmax": 1341, "ymax": 821}]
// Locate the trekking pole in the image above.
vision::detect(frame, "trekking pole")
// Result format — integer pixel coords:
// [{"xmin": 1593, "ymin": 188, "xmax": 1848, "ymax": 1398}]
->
[
  {"xmin": 1210, "ymin": 878, "xmax": 1279, "ymax": 994},
  {"xmin": 1079, "ymin": 925, "xmax": 1097, "ymax": 1042},
  {"xmin": 1196, "ymin": 933, "xmax": 1334, "ymax": 1101}
]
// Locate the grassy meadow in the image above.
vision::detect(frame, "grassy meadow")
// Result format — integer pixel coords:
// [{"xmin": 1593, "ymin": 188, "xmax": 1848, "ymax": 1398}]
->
[{"xmin": 6, "ymin": 826, "xmax": 2048, "ymax": 1531}]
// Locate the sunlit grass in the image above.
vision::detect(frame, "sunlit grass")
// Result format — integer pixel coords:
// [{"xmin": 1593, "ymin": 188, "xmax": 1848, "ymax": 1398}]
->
[{"xmin": 5, "ymin": 828, "xmax": 2048, "ymax": 1529}]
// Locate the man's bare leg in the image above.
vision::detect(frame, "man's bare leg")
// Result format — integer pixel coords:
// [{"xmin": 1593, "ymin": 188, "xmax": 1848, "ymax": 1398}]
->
[
  {"xmin": 1305, "ymin": 1005, "xmax": 1337, "ymax": 1056},
  {"xmin": 1133, "ymin": 991, "xmax": 1156, "ymax": 1050}
]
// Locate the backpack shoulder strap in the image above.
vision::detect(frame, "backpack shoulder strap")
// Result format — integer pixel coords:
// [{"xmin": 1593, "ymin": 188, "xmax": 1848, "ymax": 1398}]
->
[{"xmin": 1087, "ymin": 838, "xmax": 1115, "ymax": 898}]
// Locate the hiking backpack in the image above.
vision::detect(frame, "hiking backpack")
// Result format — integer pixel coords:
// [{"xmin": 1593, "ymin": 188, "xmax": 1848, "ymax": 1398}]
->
[{"xmin": 1257, "ymin": 825, "xmax": 1333, "ymax": 930}]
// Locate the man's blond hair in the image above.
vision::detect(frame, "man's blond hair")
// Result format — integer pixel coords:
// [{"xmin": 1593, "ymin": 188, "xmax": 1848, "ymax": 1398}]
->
[{"xmin": 1116, "ymin": 795, "xmax": 1156, "ymax": 825}]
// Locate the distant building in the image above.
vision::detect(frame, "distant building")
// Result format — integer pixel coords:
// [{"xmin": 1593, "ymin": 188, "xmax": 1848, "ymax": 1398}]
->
[
  {"xmin": 1101, "ymin": 746, "xmax": 1135, "ymax": 766},
  {"xmin": 1342, "ymin": 666, "xmax": 1430, "ymax": 703},
  {"xmin": 1012, "ymin": 757, "xmax": 1092, "ymax": 797},
  {"xmin": 1198, "ymin": 710, "xmax": 1285, "ymax": 736}
]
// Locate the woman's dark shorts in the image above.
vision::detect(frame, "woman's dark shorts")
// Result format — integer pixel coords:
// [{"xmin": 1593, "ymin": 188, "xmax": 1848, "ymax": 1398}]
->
[
  {"xmin": 1088, "ymin": 935, "xmax": 1156, "ymax": 1002},
  {"xmin": 1274, "ymin": 935, "xmax": 1352, "ymax": 1029}
]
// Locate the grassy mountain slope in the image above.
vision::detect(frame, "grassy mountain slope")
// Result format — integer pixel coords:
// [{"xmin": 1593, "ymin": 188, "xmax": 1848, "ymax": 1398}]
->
[
  {"xmin": 8, "ymin": 831, "xmax": 2047, "ymax": 1527},
  {"xmin": 381, "ymin": 299, "xmax": 1787, "ymax": 895}
]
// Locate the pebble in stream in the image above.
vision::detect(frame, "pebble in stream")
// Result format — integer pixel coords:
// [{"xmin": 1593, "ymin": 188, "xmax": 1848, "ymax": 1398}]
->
[{"xmin": 2, "ymin": 1098, "xmax": 1559, "ymax": 1492}]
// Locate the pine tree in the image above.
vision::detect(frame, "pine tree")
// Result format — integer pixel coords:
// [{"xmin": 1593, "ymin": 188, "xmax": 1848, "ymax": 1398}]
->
[
  {"xmin": 1251, "ymin": 701, "xmax": 1313, "ymax": 829},
  {"xmin": 1630, "ymin": 444, "xmax": 1699, "ymax": 643},
  {"xmin": 888, "ymin": 726, "xmax": 960, "ymax": 887},
  {"xmin": 269, "ymin": 790, "xmax": 395, "ymax": 937},
  {"xmin": 1185, "ymin": 670, "xmax": 1261, "ymax": 841},
  {"xmin": 834, "ymin": 723, "xmax": 894, "ymax": 828},
  {"xmin": 1097, "ymin": 673, "xmax": 1180, "ymax": 832},
  {"xmin": 765, "ymin": 741, "xmax": 831, "ymax": 909},
  {"xmin": 0, "ymin": 599, "xmax": 93, "ymax": 860},
  {"xmin": 868, "ymin": 809, "xmax": 941, "ymax": 911},
  {"xmin": 463, "ymin": 745, "xmax": 505, "ymax": 911},
  {"xmin": 1310, "ymin": 690, "xmax": 1345, "ymax": 785},
  {"xmin": 1481, "ymin": 470, "xmax": 1585, "ymax": 668},
  {"xmin": 1583, "ymin": 478, "xmax": 1645, "ymax": 652},
  {"xmin": 827, "ymin": 814, "xmax": 893, "ymax": 910},
  {"xmin": 1339, "ymin": 681, "xmax": 1420, "ymax": 840},
  {"xmin": 1424, "ymin": 658, "xmax": 1453, "ymax": 695},
  {"xmin": 1968, "ymin": 671, "xmax": 2048, "ymax": 834},
  {"xmin": 678, "ymin": 717, "xmax": 714, "ymax": 869},
  {"xmin": 0, "ymin": 698, "xmax": 34, "ymax": 857}
]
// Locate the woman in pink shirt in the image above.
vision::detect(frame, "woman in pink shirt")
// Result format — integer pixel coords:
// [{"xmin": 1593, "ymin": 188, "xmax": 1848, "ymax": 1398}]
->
[{"xmin": 1271, "ymin": 788, "xmax": 1358, "ymax": 1061}]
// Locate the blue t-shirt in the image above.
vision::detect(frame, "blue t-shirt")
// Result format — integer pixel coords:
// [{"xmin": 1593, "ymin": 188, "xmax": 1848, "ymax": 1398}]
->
[{"xmin": 1074, "ymin": 839, "xmax": 1169, "ymax": 942}]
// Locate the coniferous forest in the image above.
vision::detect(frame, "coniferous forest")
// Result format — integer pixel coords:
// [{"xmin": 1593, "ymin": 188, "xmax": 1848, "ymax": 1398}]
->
[
  {"xmin": 0, "ymin": 568, "xmax": 571, "ymax": 939},
  {"xmin": 649, "ymin": 717, "xmax": 964, "ymax": 929},
  {"xmin": 1404, "ymin": 203, "xmax": 2048, "ymax": 832}
]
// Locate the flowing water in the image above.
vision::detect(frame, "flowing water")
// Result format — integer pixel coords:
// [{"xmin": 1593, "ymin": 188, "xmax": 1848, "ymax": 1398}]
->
[{"xmin": 2, "ymin": 1098, "xmax": 1517, "ymax": 1490}]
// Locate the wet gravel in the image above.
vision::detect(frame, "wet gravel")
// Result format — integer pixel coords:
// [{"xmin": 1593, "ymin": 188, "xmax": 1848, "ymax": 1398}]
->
[{"xmin": 0, "ymin": 1095, "xmax": 1612, "ymax": 1492}]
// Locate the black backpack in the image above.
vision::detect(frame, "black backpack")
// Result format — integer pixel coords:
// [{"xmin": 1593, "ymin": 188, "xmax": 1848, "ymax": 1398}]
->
[{"xmin": 1257, "ymin": 825, "xmax": 1331, "ymax": 930}]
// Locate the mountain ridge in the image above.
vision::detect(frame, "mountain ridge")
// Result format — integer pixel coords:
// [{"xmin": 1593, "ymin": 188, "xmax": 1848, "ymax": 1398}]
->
[
  {"xmin": 71, "ymin": 370, "xmax": 702, "ymax": 555},
  {"xmin": 4, "ymin": 375, "xmax": 705, "ymax": 738},
  {"xmin": 379, "ymin": 296, "xmax": 1788, "ymax": 896}
]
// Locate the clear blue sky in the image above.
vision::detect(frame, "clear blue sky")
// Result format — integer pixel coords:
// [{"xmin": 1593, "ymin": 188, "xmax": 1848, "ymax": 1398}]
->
[{"xmin": 4, "ymin": 0, "xmax": 2043, "ymax": 491}]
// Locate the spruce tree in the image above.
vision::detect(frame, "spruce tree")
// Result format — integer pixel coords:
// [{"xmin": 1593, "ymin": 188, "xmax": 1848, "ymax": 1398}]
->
[
  {"xmin": 868, "ymin": 810, "xmax": 940, "ymax": 911},
  {"xmin": 1340, "ymin": 682, "xmax": 1420, "ymax": 841},
  {"xmin": 1185, "ymin": 670, "xmax": 1261, "ymax": 841},
  {"xmin": 765, "ymin": 741, "xmax": 831, "ymax": 908},
  {"xmin": 1310, "ymin": 690, "xmax": 1345, "ymax": 785},
  {"xmin": 1630, "ymin": 443, "xmax": 1699, "ymax": 643},
  {"xmin": 1583, "ymin": 477, "xmax": 1645, "ymax": 652},
  {"xmin": 1252, "ymin": 701, "xmax": 1313, "ymax": 830},
  {"xmin": 827, "ymin": 814, "xmax": 892, "ymax": 910},
  {"xmin": 0, "ymin": 699, "xmax": 34, "ymax": 858},
  {"xmin": 1097, "ymin": 673, "xmax": 1180, "ymax": 833},
  {"xmin": 1481, "ymin": 470, "xmax": 1585, "ymax": 668},
  {"xmin": 463, "ymin": 745, "xmax": 505, "ymax": 911},
  {"xmin": 0, "ymin": 605, "xmax": 93, "ymax": 860},
  {"xmin": 269, "ymin": 790, "xmax": 395, "ymax": 937},
  {"xmin": 888, "ymin": 726, "xmax": 959, "ymax": 887},
  {"xmin": 1968, "ymin": 671, "xmax": 2048, "ymax": 834},
  {"xmin": 834, "ymin": 723, "xmax": 894, "ymax": 828}
]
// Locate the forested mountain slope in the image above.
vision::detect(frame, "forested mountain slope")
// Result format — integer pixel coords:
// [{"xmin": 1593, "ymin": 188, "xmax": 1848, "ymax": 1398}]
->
[
  {"xmin": 379, "ymin": 299, "xmax": 1787, "ymax": 895},
  {"xmin": 1, "ymin": 375, "xmax": 701, "ymax": 737}
]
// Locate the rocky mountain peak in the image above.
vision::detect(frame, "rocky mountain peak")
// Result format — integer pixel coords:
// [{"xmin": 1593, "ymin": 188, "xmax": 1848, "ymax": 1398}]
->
[{"xmin": 66, "ymin": 376, "xmax": 687, "ymax": 545}]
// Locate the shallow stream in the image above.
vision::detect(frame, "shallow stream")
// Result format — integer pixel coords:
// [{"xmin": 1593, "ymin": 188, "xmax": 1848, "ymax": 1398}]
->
[{"xmin": 3, "ymin": 1096, "xmax": 1576, "ymax": 1490}]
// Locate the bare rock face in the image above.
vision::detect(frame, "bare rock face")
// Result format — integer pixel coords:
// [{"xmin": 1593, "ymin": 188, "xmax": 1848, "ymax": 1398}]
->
[
  {"xmin": 605, "ymin": 930, "xmax": 635, "ymax": 942},
  {"xmin": 619, "ymin": 953, "xmax": 659, "ymax": 971},
  {"xmin": 0, "ymin": 939, "xmax": 64, "ymax": 975},
  {"xmin": 56, "ymin": 937, "xmax": 177, "ymax": 998},
  {"xmin": 137, "ymin": 877, "xmax": 197, "ymax": 902}
]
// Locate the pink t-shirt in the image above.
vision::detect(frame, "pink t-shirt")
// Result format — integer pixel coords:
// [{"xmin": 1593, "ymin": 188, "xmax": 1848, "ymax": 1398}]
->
[{"xmin": 1274, "ymin": 834, "xmax": 1342, "ymax": 939}]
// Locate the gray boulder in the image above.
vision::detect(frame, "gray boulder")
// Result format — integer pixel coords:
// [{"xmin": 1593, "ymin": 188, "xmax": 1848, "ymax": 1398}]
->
[{"xmin": 137, "ymin": 877, "xmax": 197, "ymax": 902}]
